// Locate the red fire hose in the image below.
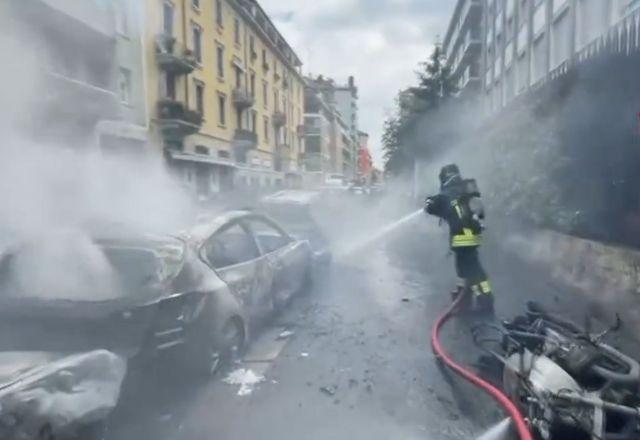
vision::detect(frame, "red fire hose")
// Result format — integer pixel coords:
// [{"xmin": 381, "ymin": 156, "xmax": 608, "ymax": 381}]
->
[{"xmin": 431, "ymin": 296, "xmax": 534, "ymax": 440}]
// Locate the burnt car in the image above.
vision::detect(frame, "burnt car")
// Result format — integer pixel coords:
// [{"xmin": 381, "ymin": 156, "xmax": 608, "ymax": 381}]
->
[
  {"xmin": 0, "ymin": 229, "xmax": 245, "ymax": 388},
  {"xmin": 0, "ymin": 350, "xmax": 126, "ymax": 440},
  {"xmin": 0, "ymin": 212, "xmax": 311, "ymax": 389},
  {"xmin": 256, "ymin": 191, "xmax": 332, "ymax": 264},
  {"xmin": 184, "ymin": 211, "xmax": 314, "ymax": 313}
]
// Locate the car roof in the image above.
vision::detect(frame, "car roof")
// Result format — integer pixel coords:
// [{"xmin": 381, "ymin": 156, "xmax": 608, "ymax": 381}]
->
[
  {"xmin": 183, "ymin": 210, "xmax": 262, "ymax": 244},
  {"xmin": 260, "ymin": 190, "xmax": 321, "ymax": 206}
]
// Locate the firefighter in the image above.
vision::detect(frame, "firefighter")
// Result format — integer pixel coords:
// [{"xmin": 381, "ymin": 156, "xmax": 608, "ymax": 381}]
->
[{"xmin": 424, "ymin": 164, "xmax": 494, "ymax": 314}]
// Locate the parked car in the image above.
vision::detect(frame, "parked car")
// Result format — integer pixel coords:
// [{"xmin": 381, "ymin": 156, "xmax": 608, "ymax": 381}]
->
[
  {"xmin": 324, "ymin": 173, "xmax": 346, "ymax": 187},
  {"xmin": 184, "ymin": 211, "xmax": 314, "ymax": 313},
  {"xmin": 0, "ymin": 213, "xmax": 312, "ymax": 387},
  {"xmin": 0, "ymin": 232, "xmax": 231, "ymax": 389},
  {"xmin": 256, "ymin": 191, "xmax": 332, "ymax": 263},
  {"xmin": 0, "ymin": 350, "xmax": 126, "ymax": 440}
]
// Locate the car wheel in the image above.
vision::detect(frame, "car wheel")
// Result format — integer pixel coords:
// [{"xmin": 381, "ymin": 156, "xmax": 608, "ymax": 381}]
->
[{"xmin": 209, "ymin": 318, "xmax": 245, "ymax": 376}]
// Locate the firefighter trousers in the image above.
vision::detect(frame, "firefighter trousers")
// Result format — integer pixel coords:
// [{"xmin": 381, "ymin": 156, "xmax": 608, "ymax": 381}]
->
[{"xmin": 453, "ymin": 246, "xmax": 494, "ymax": 311}]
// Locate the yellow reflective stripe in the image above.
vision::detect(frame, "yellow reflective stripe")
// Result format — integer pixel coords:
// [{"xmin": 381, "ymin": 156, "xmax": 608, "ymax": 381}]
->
[
  {"xmin": 452, "ymin": 232, "xmax": 481, "ymax": 246},
  {"xmin": 480, "ymin": 281, "xmax": 492, "ymax": 294}
]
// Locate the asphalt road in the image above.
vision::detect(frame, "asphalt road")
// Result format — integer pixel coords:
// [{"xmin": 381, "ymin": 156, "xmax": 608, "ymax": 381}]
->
[{"xmin": 109, "ymin": 209, "xmax": 618, "ymax": 440}]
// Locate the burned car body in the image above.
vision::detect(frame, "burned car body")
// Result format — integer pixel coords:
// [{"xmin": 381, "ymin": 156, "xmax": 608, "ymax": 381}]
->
[
  {"xmin": 184, "ymin": 211, "xmax": 313, "ymax": 315},
  {"xmin": 0, "ymin": 213, "xmax": 312, "ymax": 437},
  {"xmin": 474, "ymin": 302, "xmax": 640, "ymax": 440},
  {"xmin": 256, "ymin": 191, "xmax": 332, "ymax": 264},
  {"xmin": 0, "ymin": 229, "xmax": 246, "ymax": 383},
  {"xmin": 0, "ymin": 350, "xmax": 125, "ymax": 440}
]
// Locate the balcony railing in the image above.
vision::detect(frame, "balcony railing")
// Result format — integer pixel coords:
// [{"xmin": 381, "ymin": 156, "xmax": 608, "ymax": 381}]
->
[
  {"xmin": 272, "ymin": 111, "xmax": 286, "ymax": 127},
  {"xmin": 156, "ymin": 99, "xmax": 203, "ymax": 140},
  {"xmin": 44, "ymin": 71, "xmax": 120, "ymax": 121},
  {"xmin": 24, "ymin": 0, "xmax": 116, "ymax": 39},
  {"xmin": 232, "ymin": 88, "xmax": 255, "ymax": 109},
  {"xmin": 303, "ymin": 125, "xmax": 321, "ymax": 136},
  {"xmin": 155, "ymin": 33, "xmax": 197, "ymax": 75},
  {"xmin": 233, "ymin": 129, "xmax": 258, "ymax": 162}
]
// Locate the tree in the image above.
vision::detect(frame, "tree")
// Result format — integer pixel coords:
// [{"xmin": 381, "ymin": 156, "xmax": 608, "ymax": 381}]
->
[
  {"xmin": 414, "ymin": 45, "xmax": 458, "ymax": 112},
  {"xmin": 383, "ymin": 45, "xmax": 458, "ymax": 174}
]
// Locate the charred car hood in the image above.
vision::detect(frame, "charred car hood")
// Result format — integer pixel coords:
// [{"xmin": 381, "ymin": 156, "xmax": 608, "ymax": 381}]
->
[{"xmin": 0, "ymin": 350, "xmax": 126, "ymax": 439}]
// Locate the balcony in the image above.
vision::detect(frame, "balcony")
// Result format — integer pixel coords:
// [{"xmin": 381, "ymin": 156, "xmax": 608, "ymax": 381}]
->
[
  {"xmin": 43, "ymin": 71, "xmax": 120, "ymax": 122},
  {"xmin": 156, "ymin": 34, "xmax": 197, "ymax": 75},
  {"xmin": 232, "ymin": 88, "xmax": 255, "ymax": 109},
  {"xmin": 272, "ymin": 111, "xmax": 286, "ymax": 127},
  {"xmin": 16, "ymin": 0, "xmax": 116, "ymax": 40},
  {"xmin": 156, "ymin": 99, "xmax": 203, "ymax": 140},
  {"xmin": 233, "ymin": 129, "xmax": 258, "ymax": 162}
]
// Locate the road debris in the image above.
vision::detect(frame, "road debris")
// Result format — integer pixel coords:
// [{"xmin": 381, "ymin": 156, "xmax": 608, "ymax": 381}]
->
[
  {"xmin": 319, "ymin": 385, "xmax": 338, "ymax": 397},
  {"xmin": 299, "ymin": 352, "xmax": 310, "ymax": 358},
  {"xmin": 223, "ymin": 368, "xmax": 265, "ymax": 396},
  {"xmin": 277, "ymin": 330, "xmax": 295, "ymax": 340}
]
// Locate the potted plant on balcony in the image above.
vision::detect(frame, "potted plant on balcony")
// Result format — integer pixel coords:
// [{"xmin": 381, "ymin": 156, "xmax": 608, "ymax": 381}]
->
[{"xmin": 156, "ymin": 34, "xmax": 176, "ymax": 54}]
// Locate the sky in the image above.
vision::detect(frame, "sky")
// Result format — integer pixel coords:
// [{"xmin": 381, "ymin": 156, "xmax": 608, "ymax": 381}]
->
[{"xmin": 260, "ymin": 0, "xmax": 455, "ymax": 168}]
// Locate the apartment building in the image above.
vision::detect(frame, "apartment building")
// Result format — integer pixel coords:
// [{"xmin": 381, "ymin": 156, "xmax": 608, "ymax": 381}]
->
[
  {"xmin": 303, "ymin": 75, "xmax": 358, "ymax": 184},
  {"xmin": 332, "ymin": 77, "xmax": 359, "ymax": 176},
  {"xmin": 483, "ymin": 0, "xmax": 640, "ymax": 112},
  {"xmin": 442, "ymin": 0, "xmax": 483, "ymax": 97},
  {"xmin": 5, "ymin": 0, "xmax": 147, "ymax": 150},
  {"xmin": 145, "ymin": 0, "xmax": 305, "ymax": 197},
  {"xmin": 303, "ymin": 81, "xmax": 333, "ymax": 178}
]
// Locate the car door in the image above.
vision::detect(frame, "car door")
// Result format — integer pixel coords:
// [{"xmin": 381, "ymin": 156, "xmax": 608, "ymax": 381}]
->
[
  {"xmin": 244, "ymin": 217, "xmax": 308, "ymax": 305},
  {"xmin": 200, "ymin": 222, "xmax": 273, "ymax": 320}
]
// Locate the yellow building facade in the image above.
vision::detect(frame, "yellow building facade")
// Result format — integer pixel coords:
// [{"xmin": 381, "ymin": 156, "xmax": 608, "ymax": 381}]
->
[{"xmin": 144, "ymin": 0, "xmax": 305, "ymax": 196}]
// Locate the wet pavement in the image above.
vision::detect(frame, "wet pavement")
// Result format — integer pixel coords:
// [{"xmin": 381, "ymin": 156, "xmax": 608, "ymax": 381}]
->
[{"xmin": 108, "ymin": 214, "xmax": 611, "ymax": 440}]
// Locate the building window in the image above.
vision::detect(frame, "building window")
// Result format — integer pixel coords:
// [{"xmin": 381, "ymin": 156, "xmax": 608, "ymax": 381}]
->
[
  {"xmin": 234, "ymin": 17, "xmax": 241, "ymax": 45},
  {"xmin": 195, "ymin": 145, "xmax": 209, "ymax": 155},
  {"xmin": 236, "ymin": 107, "xmax": 242, "ymax": 129},
  {"xmin": 249, "ymin": 35, "xmax": 256, "ymax": 59},
  {"xmin": 192, "ymin": 0, "xmax": 200, "ymax": 10},
  {"xmin": 163, "ymin": 72, "xmax": 176, "ymax": 99},
  {"xmin": 249, "ymin": 71, "xmax": 256, "ymax": 96},
  {"xmin": 264, "ymin": 116, "xmax": 270, "ymax": 141},
  {"xmin": 216, "ymin": 44, "xmax": 225, "ymax": 79},
  {"xmin": 163, "ymin": 1, "xmax": 174, "ymax": 35},
  {"xmin": 274, "ymin": 89, "xmax": 279, "ymax": 111},
  {"xmin": 262, "ymin": 80, "xmax": 268, "ymax": 108},
  {"xmin": 118, "ymin": 68, "xmax": 131, "ymax": 104},
  {"xmin": 262, "ymin": 49, "xmax": 268, "ymax": 69},
  {"xmin": 251, "ymin": 110, "xmax": 257, "ymax": 133},
  {"xmin": 234, "ymin": 66, "xmax": 242, "ymax": 88},
  {"xmin": 215, "ymin": 0, "xmax": 223, "ymax": 27},
  {"xmin": 218, "ymin": 93, "xmax": 227, "ymax": 126},
  {"xmin": 195, "ymin": 81, "xmax": 205, "ymax": 115},
  {"xmin": 192, "ymin": 25, "xmax": 202, "ymax": 64}
]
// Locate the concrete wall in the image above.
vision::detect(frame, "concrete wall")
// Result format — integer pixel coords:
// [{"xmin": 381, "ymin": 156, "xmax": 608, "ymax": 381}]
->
[{"xmin": 507, "ymin": 229, "xmax": 640, "ymax": 335}]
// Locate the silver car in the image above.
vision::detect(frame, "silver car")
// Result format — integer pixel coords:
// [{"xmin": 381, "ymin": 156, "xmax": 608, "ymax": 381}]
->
[{"xmin": 185, "ymin": 210, "xmax": 314, "ymax": 334}]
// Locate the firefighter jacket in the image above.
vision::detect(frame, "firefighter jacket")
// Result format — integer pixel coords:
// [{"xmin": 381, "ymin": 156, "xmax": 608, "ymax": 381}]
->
[{"xmin": 425, "ymin": 178, "xmax": 483, "ymax": 248}]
